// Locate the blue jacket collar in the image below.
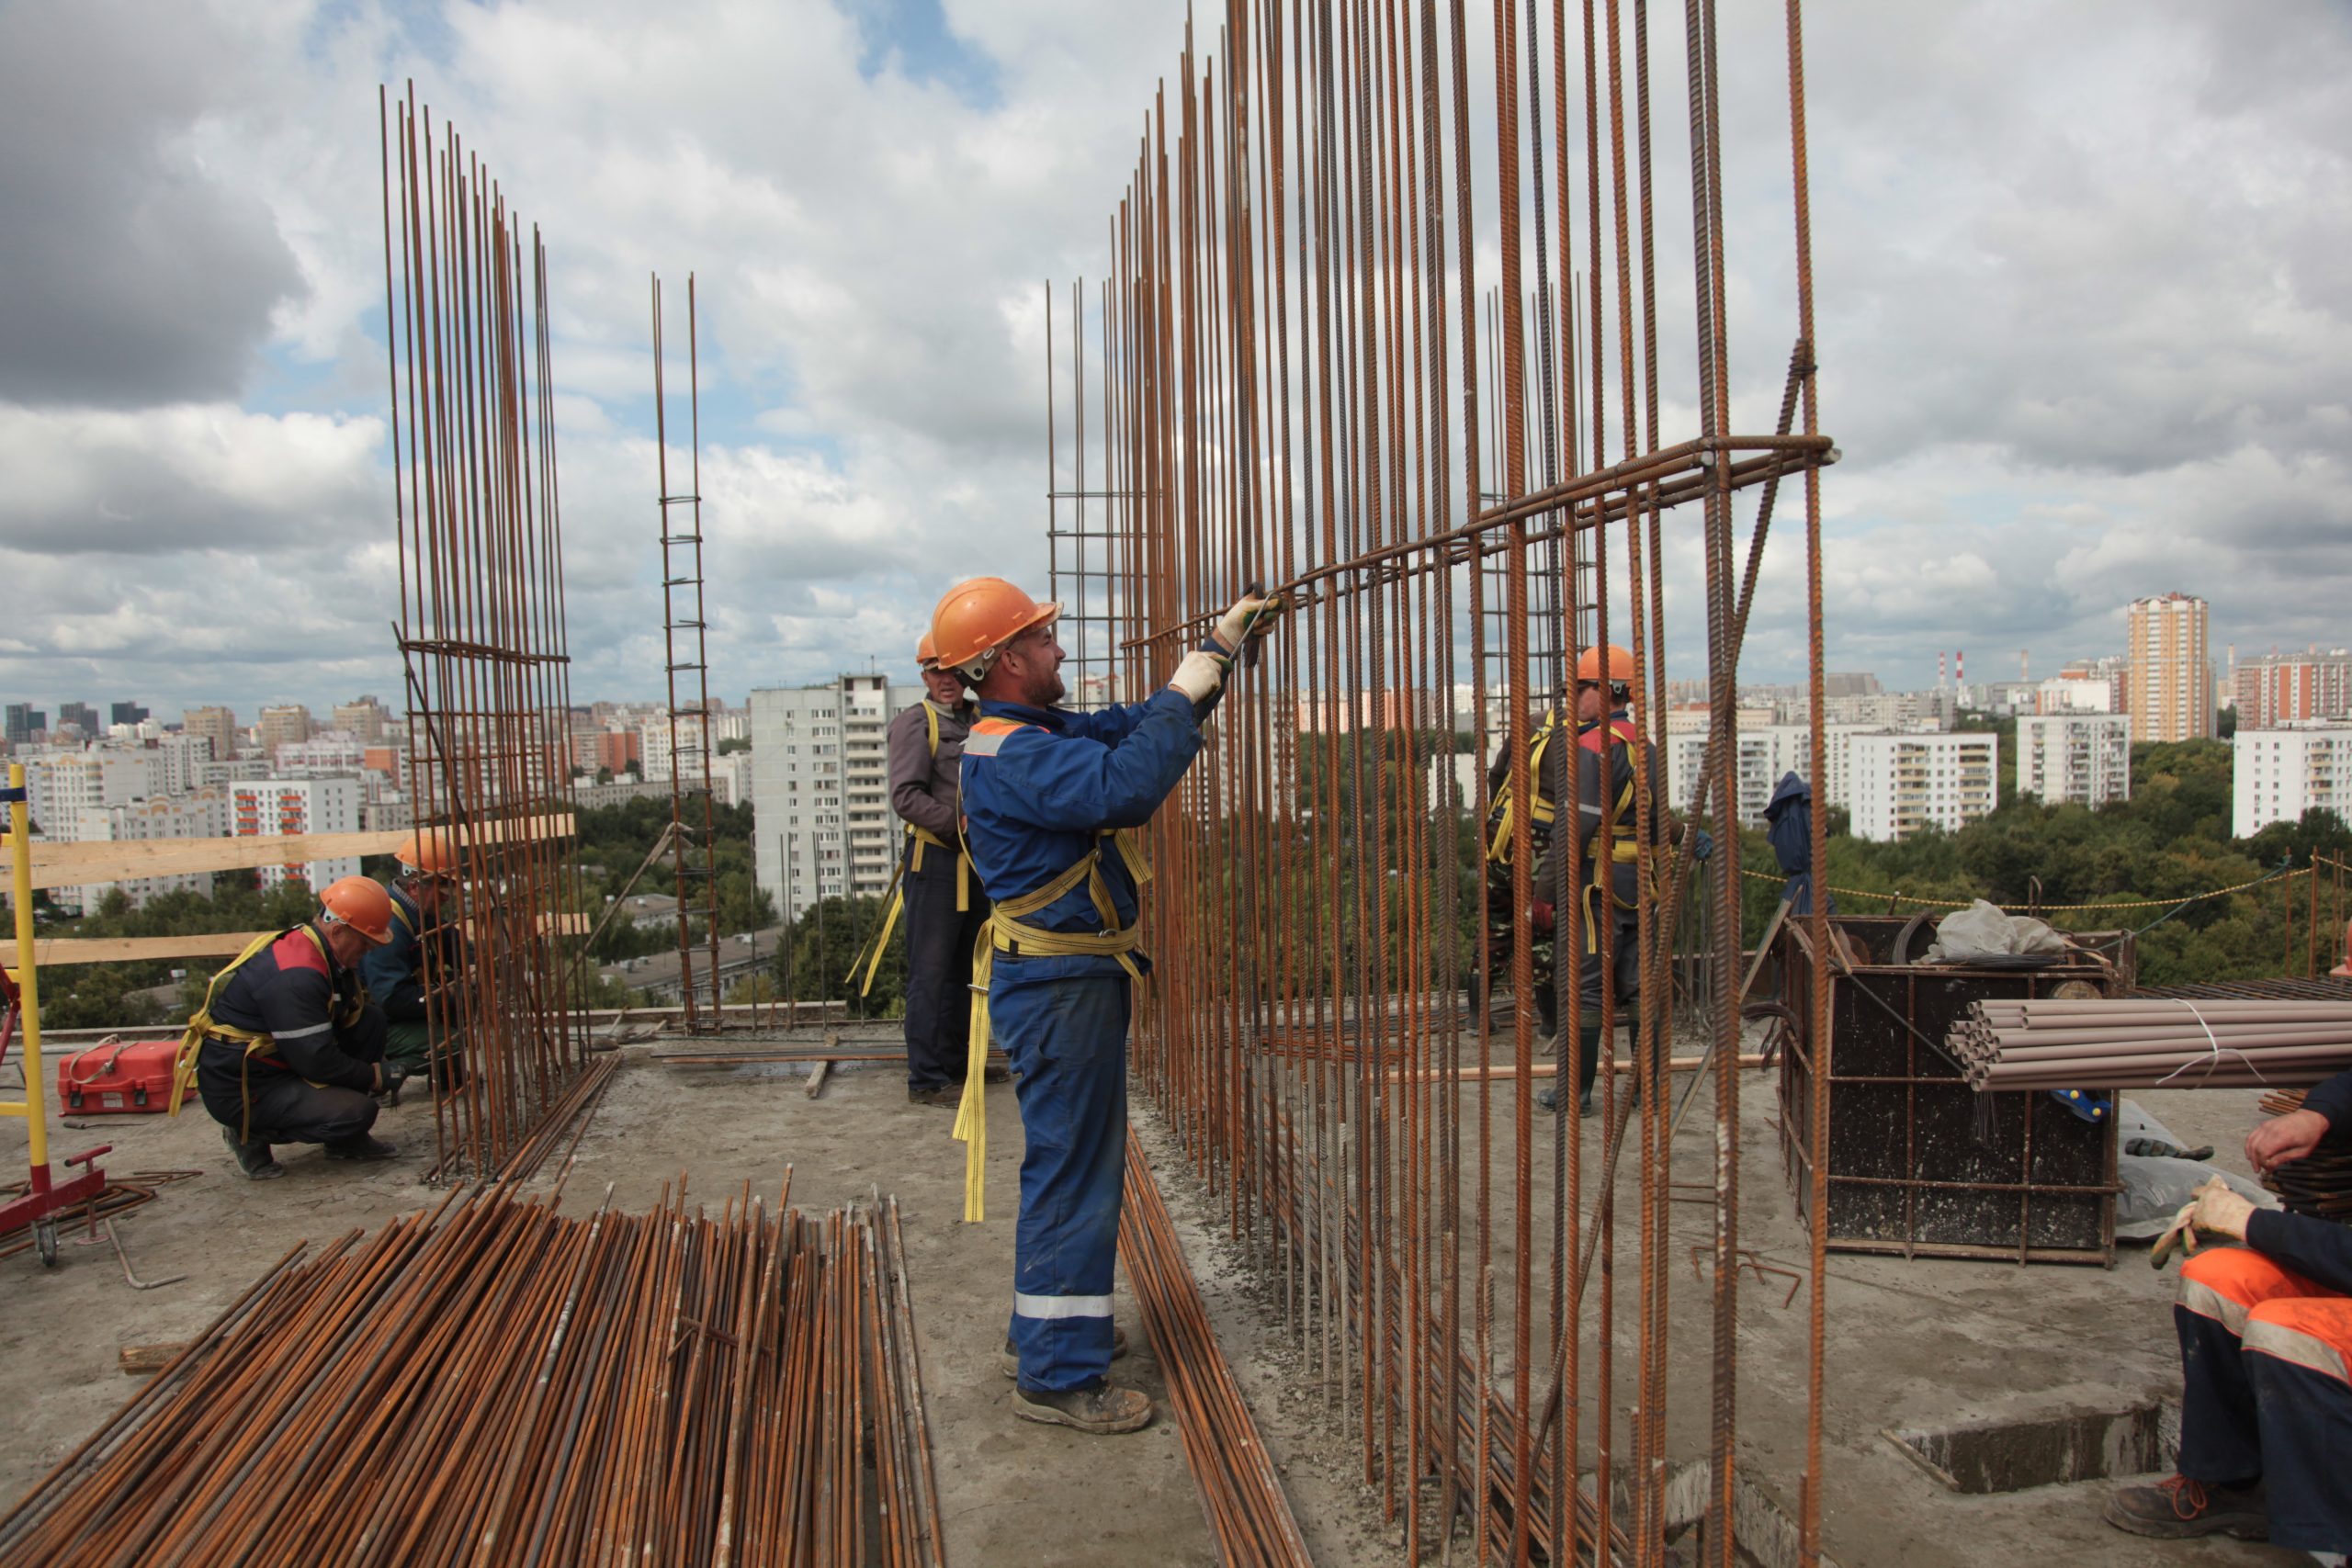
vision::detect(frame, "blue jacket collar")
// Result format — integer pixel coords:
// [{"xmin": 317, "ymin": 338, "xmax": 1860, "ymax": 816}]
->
[{"xmin": 979, "ymin": 699, "xmax": 1070, "ymax": 732}]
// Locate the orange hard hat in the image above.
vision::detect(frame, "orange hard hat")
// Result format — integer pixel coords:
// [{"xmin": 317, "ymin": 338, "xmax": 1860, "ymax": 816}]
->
[
  {"xmin": 916, "ymin": 631, "xmax": 938, "ymax": 670},
  {"xmin": 1576, "ymin": 644, "xmax": 1640, "ymax": 690},
  {"xmin": 394, "ymin": 826, "xmax": 458, "ymax": 877},
  {"xmin": 319, "ymin": 875, "xmax": 395, "ymax": 944},
  {"xmin": 930, "ymin": 577, "xmax": 1059, "ymax": 679}
]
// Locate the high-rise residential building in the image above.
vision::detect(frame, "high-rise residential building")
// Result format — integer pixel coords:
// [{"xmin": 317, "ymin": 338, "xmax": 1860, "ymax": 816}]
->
[
  {"xmin": 21, "ymin": 751, "xmax": 153, "ymax": 836},
  {"xmin": 149, "ymin": 731, "xmax": 218, "ymax": 795},
  {"xmin": 6, "ymin": 705, "xmax": 48, "ymax": 744},
  {"xmin": 2232, "ymin": 650, "xmax": 2352, "ymax": 731},
  {"xmin": 749, "ymin": 674, "xmax": 920, "ymax": 921},
  {"xmin": 109, "ymin": 701, "xmax": 150, "ymax": 728},
  {"xmin": 255, "ymin": 704, "xmax": 316, "ymax": 755},
  {"xmin": 183, "ymin": 706, "xmax": 239, "ymax": 761},
  {"xmin": 2017, "ymin": 714, "xmax": 2132, "ymax": 808},
  {"xmin": 229, "ymin": 777, "xmax": 363, "ymax": 891},
  {"xmin": 1848, "ymin": 731, "xmax": 1998, "ymax": 843},
  {"xmin": 1661, "ymin": 714, "xmax": 1874, "ymax": 827},
  {"xmin": 2127, "ymin": 593, "xmax": 2214, "ymax": 742},
  {"xmin": 2233, "ymin": 723, "xmax": 2352, "ymax": 838},
  {"xmin": 56, "ymin": 788, "xmax": 233, "ymax": 913},
  {"xmin": 275, "ymin": 734, "xmax": 368, "ymax": 777},
  {"xmin": 56, "ymin": 702, "xmax": 100, "ymax": 735},
  {"xmin": 332, "ymin": 696, "xmax": 392, "ymax": 744}
]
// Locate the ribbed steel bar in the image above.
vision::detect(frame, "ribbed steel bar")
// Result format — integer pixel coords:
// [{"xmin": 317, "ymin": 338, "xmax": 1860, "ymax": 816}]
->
[
  {"xmin": 1055, "ymin": 2, "xmax": 1836, "ymax": 1560},
  {"xmin": 381, "ymin": 89, "xmax": 592, "ymax": 1179}
]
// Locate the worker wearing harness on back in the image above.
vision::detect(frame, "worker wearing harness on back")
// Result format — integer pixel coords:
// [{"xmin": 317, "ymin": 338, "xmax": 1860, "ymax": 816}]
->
[
  {"xmin": 886, "ymin": 630, "xmax": 998, "ymax": 1107},
  {"xmin": 175, "ymin": 875, "xmax": 407, "ymax": 1180},
  {"xmin": 1480, "ymin": 709, "xmax": 1567, "ymax": 1043},
  {"xmin": 936, "ymin": 574, "xmax": 1277, "ymax": 1436},
  {"xmin": 1533, "ymin": 645, "xmax": 1706, "ymax": 1117},
  {"xmin": 2105, "ymin": 1065, "xmax": 2352, "ymax": 1558},
  {"xmin": 361, "ymin": 828, "xmax": 468, "ymax": 1097}
]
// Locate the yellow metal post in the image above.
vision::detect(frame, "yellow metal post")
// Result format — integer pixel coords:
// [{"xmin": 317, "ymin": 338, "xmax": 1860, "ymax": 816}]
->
[{"xmin": 3, "ymin": 763, "xmax": 48, "ymax": 1172}]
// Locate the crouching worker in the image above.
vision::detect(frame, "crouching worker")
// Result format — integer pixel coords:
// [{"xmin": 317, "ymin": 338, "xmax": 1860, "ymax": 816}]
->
[
  {"xmin": 364, "ymin": 828, "xmax": 469, "ymax": 1095},
  {"xmin": 2105, "ymin": 1062, "xmax": 2352, "ymax": 1559},
  {"xmin": 174, "ymin": 875, "xmax": 407, "ymax": 1179}
]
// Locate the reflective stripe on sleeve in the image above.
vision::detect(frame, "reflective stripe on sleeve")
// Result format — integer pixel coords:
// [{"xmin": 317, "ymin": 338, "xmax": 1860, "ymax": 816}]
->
[
  {"xmin": 273, "ymin": 1021, "xmax": 333, "ymax": 1041},
  {"xmin": 1013, "ymin": 1292, "xmax": 1114, "ymax": 1320}
]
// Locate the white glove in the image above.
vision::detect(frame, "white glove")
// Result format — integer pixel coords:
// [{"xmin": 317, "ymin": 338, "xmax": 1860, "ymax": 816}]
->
[
  {"xmin": 1212, "ymin": 593, "xmax": 1277, "ymax": 655},
  {"xmin": 1168, "ymin": 649, "xmax": 1227, "ymax": 705}
]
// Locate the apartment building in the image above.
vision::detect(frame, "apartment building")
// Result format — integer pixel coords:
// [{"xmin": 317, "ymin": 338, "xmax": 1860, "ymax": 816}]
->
[
  {"xmin": 2128, "ymin": 592, "xmax": 2214, "ymax": 742},
  {"xmin": 749, "ymin": 675, "xmax": 920, "ymax": 921},
  {"xmin": 2016, "ymin": 714, "xmax": 2132, "ymax": 808},
  {"xmin": 182, "ymin": 705, "xmax": 240, "ymax": 761},
  {"xmin": 229, "ymin": 777, "xmax": 362, "ymax": 891},
  {"xmin": 1848, "ymin": 731, "xmax": 1998, "ymax": 843},
  {"xmin": 255, "ymin": 705, "xmax": 316, "ymax": 756},
  {"xmin": 58, "ymin": 788, "xmax": 233, "ymax": 912},
  {"xmin": 2233, "ymin": 722, "xmax": 2352, "ymax": 839},
  {"xmin": 332, "ymin": 696, "xmax": 393, "ymax": 743},
  {"xmin": 23, "ymin": 750, "xmax": 153, "ymax": 834},
  {"xmin": 1661, "ymin": 714, "xmax": 1873, "ymax": 827},
  {"xmin": 2233, "ymin": 650, "xmax": 2352, "ymax": 731}
]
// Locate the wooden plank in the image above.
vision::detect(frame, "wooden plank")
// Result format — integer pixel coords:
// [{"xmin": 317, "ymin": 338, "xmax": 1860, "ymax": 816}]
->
[
  {"xmin": 6, "ymin": 909, "xmax": 592, "ymax": 970},
  {"xmin": 3, "ymin": 813, "xmax": 576, "ymax": 892}
]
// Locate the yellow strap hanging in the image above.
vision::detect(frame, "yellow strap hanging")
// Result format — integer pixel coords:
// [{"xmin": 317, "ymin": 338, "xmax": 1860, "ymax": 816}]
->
[{"xmin": 171, "ymin": 926, "xmax": 331, "ymax": 1142}]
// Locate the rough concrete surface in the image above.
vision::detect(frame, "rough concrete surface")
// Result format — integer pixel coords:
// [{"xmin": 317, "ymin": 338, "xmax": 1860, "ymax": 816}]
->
[{"xmin": 0, "ymin": 1032, "xmax": 2327, "ymax": 1566}]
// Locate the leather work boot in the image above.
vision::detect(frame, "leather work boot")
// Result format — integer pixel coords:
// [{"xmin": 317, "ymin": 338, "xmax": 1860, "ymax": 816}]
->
[
  {"xmin": 220, "ymin": 1125, "xmax": 285, "ymax": 1181},
  {"xmin": 323, "ymin": 1134, "xmax": 401, "ymax": 1162},
  {"xmin": 908, "ymin": 1085, "xmax": 960, "ymax": 1108},
  {"xmin": 1012, "ymin": 1381, "xmax": 1154, "ymax": 1435},
  {"xmin": 1001, "ymin": 1325, "xmax": 1131, "ymax": 1378},
  {"xmin": 2102, "ymin": 1476, "xmax": 2267, "ymax": 1540}
]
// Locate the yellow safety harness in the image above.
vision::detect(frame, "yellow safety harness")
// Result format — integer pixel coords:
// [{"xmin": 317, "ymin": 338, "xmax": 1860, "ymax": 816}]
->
[
  {"xmin": 1580, "ymin": 718, "xmax": 1646, "ymax": 952},
  {"xmin": 848, "ymin": 701, "xmax": 974, "ymax": 996},
  {"xmin": 1486, "ymin": 712, "xmax": 1563, "ymax": 866},
  {"xmin": 950, "ymin": 716, "xmax": 1153, "ymax": 1222},
  {"xmin": 169, "ymin": 925, "xmax": 365, "ymax": 1143}
]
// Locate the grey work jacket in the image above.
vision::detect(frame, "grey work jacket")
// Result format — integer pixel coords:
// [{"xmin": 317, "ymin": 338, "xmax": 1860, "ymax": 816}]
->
[{"xmin": 887, "ymin": 699, "xmax": 975, "ymax": 843}]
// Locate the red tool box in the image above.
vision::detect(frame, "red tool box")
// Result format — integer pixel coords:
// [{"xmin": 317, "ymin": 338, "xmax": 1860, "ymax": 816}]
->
[{"xmin": 56, "ymin": 1039, "xmax": 195, "ymax": 1114}]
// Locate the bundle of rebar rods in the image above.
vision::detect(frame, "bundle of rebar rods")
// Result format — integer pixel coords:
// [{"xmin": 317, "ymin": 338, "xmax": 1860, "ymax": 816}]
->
[
  {"xmin": 379, "ymin": 86, "xmax": 596, "ymax": 1181},
  {"xmin": 1048, "ymin": 0, "xmax": 1842, "ymax": 1559},
  {"xmin": 2256, "ymin": 1089, "xmax": 2352, "ymax": 1220},
  {"xmin": 1951, "ymin": 999, "xmax": 2352, "ymax": 1091},
  {"xmin": 0, "ymin": 1180, "xmax": 944, "ymax": 1567}
]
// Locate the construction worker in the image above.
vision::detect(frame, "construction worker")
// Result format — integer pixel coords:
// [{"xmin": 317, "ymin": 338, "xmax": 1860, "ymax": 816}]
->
[
  {"xmin": 1478, "ymin": 709, "xmax": 1567, "ymax": 1042},
  {"xmin": 178, "ymin": 875, "xmax": 407, "ymax": 1179},
  {"xmin": 2104, "ymin": 1066, "xmax": 2352, "ymax": 1557},
  {"xmin": 1532, "ymin": 645, "xmax": 1702, "ymax": 1118},
  {"xmin": 888, "ymin": 631, "xmax": 997, "ymax": 1107},
  {"xmin": 937, "ymin": 574, "xmax": 1275, "ymax": 1435},
  {"xmin": 362, "ymin": 828, "xmax": 467, "ymax": 1095}
]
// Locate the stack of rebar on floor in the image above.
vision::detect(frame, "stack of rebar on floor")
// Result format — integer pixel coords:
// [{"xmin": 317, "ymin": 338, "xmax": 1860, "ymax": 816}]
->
[
  {"xmin": 2257, "ymin": 1088, "xmax": 2352, "ymax": 1220},
  {"xmin": 0, "ymin": 1180, "xmax": 944, "ymax": 1567},
  {"xmin": 1950, "ymin": 998, "xmax": 2352, "ymax": 1091}
]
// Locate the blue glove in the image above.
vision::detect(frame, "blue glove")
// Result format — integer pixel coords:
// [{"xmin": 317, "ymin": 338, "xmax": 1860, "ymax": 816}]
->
[{"xmin": 1690, "ymin": 828, "xmax": 1715, "ymax": 863}]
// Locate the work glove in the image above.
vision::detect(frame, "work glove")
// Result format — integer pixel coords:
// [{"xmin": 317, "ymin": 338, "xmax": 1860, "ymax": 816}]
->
[
  {"xmin": 2149, "ymin": 1175, "xmax": 2255, "ymax": 1269},
  {"xmin": 1690, "ymin": 828, "xmax": 1715, "ymax": 863},
  {"xmin": 1168, "ymin": 649, "xmax": 1227, "ymax": 706},
  {"xmin": 1210, "ymin": 590, "xmax": 1283, "ymax": 659},
  {"xmin": 1529, "ymin": 901, "xmax": 1555, "ymax": 936},
  {"xmin": 373, "ymin": 1060, "xmax": 410, "ymax": 1106}
]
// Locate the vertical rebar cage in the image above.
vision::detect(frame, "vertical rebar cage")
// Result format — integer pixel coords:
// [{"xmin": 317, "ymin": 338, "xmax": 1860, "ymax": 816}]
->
[
  {"xmin": 1055, "ymin": 1, "xmax": 1842, "ymax": 1562},
  {"xmin": 380, "ymin": 86, "xmax": 593, "ymax": 1179}
]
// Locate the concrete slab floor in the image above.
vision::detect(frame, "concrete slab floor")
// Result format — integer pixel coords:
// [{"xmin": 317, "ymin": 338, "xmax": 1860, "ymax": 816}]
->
[{"xmin": 0, "ymin": 1033, "xmax": 2327, "ymax": 1567}]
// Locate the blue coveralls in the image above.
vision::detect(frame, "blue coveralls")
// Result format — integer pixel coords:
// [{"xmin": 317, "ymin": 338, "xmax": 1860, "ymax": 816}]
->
[{"xmin": 959, "ymin": 687, "xmax": 1204, "ymax": 1393}]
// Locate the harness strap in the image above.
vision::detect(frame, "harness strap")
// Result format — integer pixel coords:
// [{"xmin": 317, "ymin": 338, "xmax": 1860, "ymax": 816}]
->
[{"xmin": 172, "ymin": 926, "xmax": 328, "ymax": 1142}]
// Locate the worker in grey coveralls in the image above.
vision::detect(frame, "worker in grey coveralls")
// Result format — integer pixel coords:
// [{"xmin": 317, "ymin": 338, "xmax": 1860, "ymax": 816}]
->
[{"xmin": 887, "ymin": 633, "xmax": 999, "ymax": 1105}]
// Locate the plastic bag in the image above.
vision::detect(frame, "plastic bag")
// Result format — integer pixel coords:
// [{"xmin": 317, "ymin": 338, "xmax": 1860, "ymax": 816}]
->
[
  {"xmin": 1921, "ymin": 898, "xmax": 2069, "ymax": 964},
  {"xmin": 2114, "ymin": 1099, "xmax": 2275, "ymax": 1239}
]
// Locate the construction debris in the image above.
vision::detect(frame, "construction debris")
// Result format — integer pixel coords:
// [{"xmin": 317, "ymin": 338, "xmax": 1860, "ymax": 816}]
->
[{"xmin": 0, "ymin": 1180, "xmax": 944, "ymax": 1567}]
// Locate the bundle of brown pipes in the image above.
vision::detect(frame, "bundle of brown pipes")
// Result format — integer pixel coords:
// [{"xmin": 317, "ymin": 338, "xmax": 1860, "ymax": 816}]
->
[
  {"xmin": 1948, "ymin": 998, "xmax": 2352, "ymax": 1091},
  {"xmin": 2256, "ymin": 1088, "xmax": 2352, "ymax": 1220},
  {"xmin": 0, "ymin": 1179, "xmax": 943, "ymax": 1567}
]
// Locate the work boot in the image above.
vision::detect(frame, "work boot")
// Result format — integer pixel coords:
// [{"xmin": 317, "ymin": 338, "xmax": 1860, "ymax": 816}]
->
[
  {"xmin": 2102, "ymin": 1476, "xmax": 2267, "ymax": 1540},
  {"xmin": 323, "ymin": 1134, "xmax": 401, "ymax": 1162},
  {"xmin": 908, "ymin": 1085, "xmax": 960, "ymax": 1108},
  {"xmin": 1012, "ymin": 1381, "xmax": 1154, "ymax": 1435},
  {"xmin": 1001, "ymin": 1325, "xmax": 1131, "ymax": 1378},
  {"xmin": 981, "ymin": 1062, "xmax": 1012, "ymax": 1084},
  {"xmin": 220, "ymin": 1125, "xmax": 284, "ymax": 1181}
]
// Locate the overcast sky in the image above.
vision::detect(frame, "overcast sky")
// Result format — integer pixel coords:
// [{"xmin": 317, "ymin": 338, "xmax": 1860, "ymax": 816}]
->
[{"xmin": 2, "ymin": 0, "xmax": 2346, "ymax": 725}]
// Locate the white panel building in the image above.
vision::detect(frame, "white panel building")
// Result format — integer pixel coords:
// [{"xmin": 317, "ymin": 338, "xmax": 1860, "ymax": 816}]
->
[
  {"xmin": 229, "ymin": 777, "xmax": 363, "ymax": 891},
  {"xmin": 1848, "ymin": 731, "xmax": 1998, "ymax": 843},
  {"xmin": 61, "ymin": 788, "xmax": 233, "ymax": 912},
  {"xmin": 2017, "ymin": 714, "xmax": 2132, "ymax": 807},
  {"xmin": 1661, "ymin": 716, "xmax": 1876, "ymax": 827},
  {"xmin": 750, "ymin": 675, "xmax": 921, "ymax": 922},
  {"xmin": 2233, "ymin": 723, "xmax": 2352, "ymax": 839},
  {"xmin": 22, "ymin": 750, "xmax": 153, "ymax": 835}
]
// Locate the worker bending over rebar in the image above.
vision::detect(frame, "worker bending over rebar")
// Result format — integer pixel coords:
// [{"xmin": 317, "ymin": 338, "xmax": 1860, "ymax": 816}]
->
[
  {"xmin": 2107, "ymin": 1063, "xmax": 2352, "ymax": 1559},
  {"xmin": 936, "ymin": 575, "xmax": 1275, "ymax": 1434},
  {"xmin": 363, "ymin": 829, "xmax": 468, "ymax": 1095},
  {"xmin": 175, "ymin": 877, "xmax": 407, "ymax": 1179}
]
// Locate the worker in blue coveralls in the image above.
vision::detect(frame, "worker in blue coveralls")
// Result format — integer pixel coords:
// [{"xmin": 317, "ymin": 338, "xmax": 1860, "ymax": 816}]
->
[
  {"xmin": 362, "ymin": 827, "xmax": 468, "ymax": 1098},
  {"xmin": 933, "ymin": 574, "xmax": 1277, "ymax": 1435}
]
